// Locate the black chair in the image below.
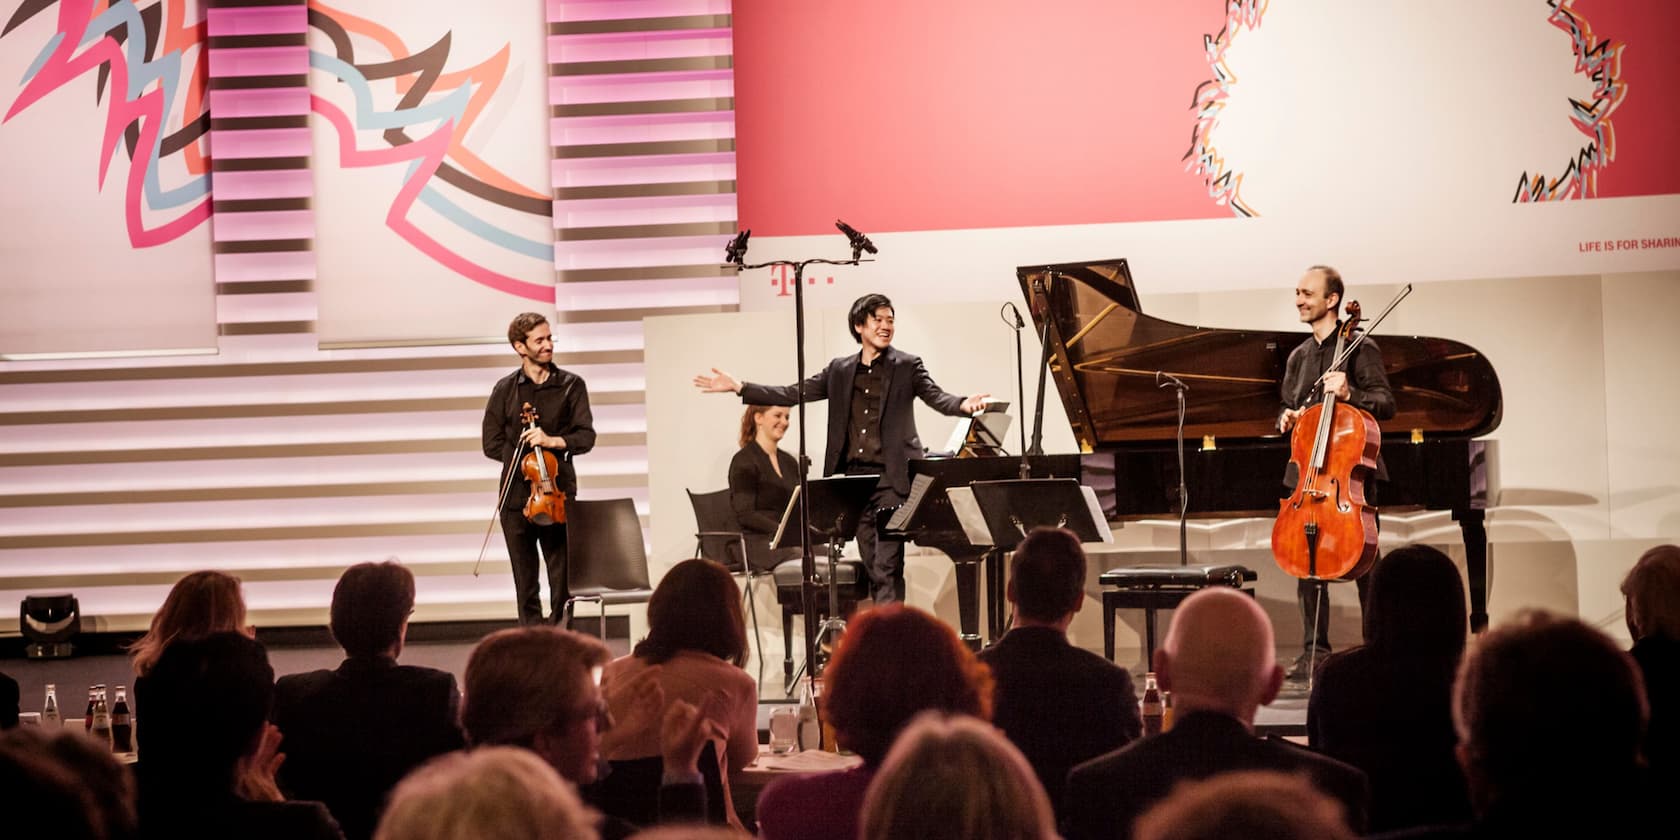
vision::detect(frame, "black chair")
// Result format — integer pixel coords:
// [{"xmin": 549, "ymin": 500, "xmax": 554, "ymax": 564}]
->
[
  {"xmin": 687, "ymin": 488, "xmax": 771, "ymax": 683},
  {"xmin": 587, "ymin": 740, "xmax": 733, "ymax": 828},
  {"xmin": 561, "ymin": 498, "xmax": 654, "ymax": 640},
  {"xmin": 773, "ymin": 551, "xmax": 868, "ymax": 689}
]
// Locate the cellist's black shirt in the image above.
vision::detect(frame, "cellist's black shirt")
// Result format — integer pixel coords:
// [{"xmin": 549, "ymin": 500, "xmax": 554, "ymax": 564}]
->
[{"xmin": 1279, "ymin": 327, "xmax": 1394, "ymax": 484}]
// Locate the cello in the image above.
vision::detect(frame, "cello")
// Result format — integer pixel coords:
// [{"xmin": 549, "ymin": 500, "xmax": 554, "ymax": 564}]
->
[
  {"xmin": 519, "ymin": 402, "xmax": 567, "ymax": 526},
  {"xmin": 1271, "ymin": 301, "xmax": 1380, "ymax": 583}
]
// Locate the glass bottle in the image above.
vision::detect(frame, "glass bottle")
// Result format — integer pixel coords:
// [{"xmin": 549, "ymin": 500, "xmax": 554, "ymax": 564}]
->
[
  {"xmin": 797, "ymin": 678, "xmax": 823, "ymax": 752},
  {"xmin": 42, "ymin": 684, "xmax": 61, "ymax": 728},
  {"xmin": 111, "ymin": 685, "xmax": 133, "ymax": 753},
  {"xmin": 84, "ymin": 686, "xmax": 96, "ymax": 732},
  {"xmin": 1140, "ymin": 672, "xmax": 1164, "ymax": 737},
  {"xmin": 90, "ymin": 685, "xmax": 112, "ymax": 747}
]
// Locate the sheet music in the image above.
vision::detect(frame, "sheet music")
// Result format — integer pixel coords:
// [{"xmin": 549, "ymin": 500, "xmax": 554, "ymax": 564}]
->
[
  {"xmin": 942, "ymin": 416, "xmax": 974, "ymax": 454},
  {"xmin": 945, "ymin": 486, "xmax": 993, "ymax": 545},
  {"xmin": 770, "ymin": 484, "xmax": 802, "ymax": 549},
  {"xmin": 887, "ymin": 473, "xmax": 936, "ymax": 531},
  {"xmin": 1081, "ymin": 485, "xmax": 1117, "ymax": 543}
]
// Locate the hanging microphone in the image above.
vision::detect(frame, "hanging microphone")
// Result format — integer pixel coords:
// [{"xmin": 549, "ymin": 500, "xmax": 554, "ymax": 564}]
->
[
  {"xmin": 835, "ymin": 219, "xmax": 877, "ymax": 257},
  {"xmin": 722, "ymin": 231, "xmax": 749, "ymax": 263}
]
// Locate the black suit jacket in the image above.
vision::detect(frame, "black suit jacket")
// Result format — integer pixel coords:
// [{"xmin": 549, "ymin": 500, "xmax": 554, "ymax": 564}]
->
[
  {"xmin": 1308, "ymin": 647, "xmax": 1470, "ymax": 832},
  {"xmin": 273, "ymin": 656, "xmax": 466, "ymax": 840},
  {"xmin": 0, "ymin": 670, "xmax": 17, "ymax": 729},
  {"xmin": 738, "ymin": 345, "xmax": 966, "ymax": 495},
  {"xmin": 977, "ymin": 626, "xmax": 1141, "ymax": 819},
  {"xmin": 1062, "ymin": 711, "xmax": 1369, "ymax": 840}
]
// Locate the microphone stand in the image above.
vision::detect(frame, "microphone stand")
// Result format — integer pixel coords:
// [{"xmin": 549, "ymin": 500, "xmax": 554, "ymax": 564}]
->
[
  {"xmin": 1000, "ymin": 303, "xmax": 1027, "ymax": 456},
  {"xmin": 727, "ymin": 251, "xmax": 867, "ymax": 686},
  {"xmin": 1157, "ymin": 372, "xmax": 1191, "ymax": 566},
  {"xmin": 1021, "ymin": 274, "xmax": 1055, "ymax": 478}
]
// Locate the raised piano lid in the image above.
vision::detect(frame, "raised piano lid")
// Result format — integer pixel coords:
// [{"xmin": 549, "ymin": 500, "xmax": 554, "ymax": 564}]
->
[{"xmin": 1015, "ymin": 259, "xmax": 1503, "ymax": 449}]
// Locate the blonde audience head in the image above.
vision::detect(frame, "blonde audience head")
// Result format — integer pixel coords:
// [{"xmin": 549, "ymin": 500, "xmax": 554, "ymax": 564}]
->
[
  {"xmin": 1133, "ymin": 770, "xmax": 1354, "ymax": 840},
  {"xmin": 1156, "ymin": 587, "xmax": 1282, "ymax": 723},
  {"xmin": 859, "ymin": 713, "xmax": 1055, "ymax": 840},
  {"xmin": 129, "ymin": 570, "xmax": 249, "ymax": 676},
  {"xmin": 374, "ymin": 747, "xmax": 596, "ymax": 840}
]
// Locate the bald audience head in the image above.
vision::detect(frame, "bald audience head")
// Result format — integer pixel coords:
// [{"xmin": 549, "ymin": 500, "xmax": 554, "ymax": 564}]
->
[{"xmin": 1155, "ymin": 587, "xmax": 1282, "ymax": 724}]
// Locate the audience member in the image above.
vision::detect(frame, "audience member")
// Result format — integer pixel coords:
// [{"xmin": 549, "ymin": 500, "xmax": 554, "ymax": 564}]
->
[
  {"xmin": 135, "ymin": 632, "xmax": 343, "ymax": 840},
  {"xmin": 461, "ymin": 626, "xmax": 714, "ymax": 840},
  {"xmin": 978, "ymin": 527, "xmax": 1139, "ymax": 816},
  {"xmin": 859, "ymin": 712, "xmax": 1056, "ymax": 840},
  {"xmin": 627, "ymin": 828, "xmax": 746, "ymax": 840},
  {"xmin": 1385, "ymin": 611, "xmax": 1655, "ymax": 838},
  {"xmin": 273, "ymin": 561, "xmax": 467, "ymax": 840},
  {"xmin": 597, "ymin": 559, "xmax": 758, "ymax": 827},
  {"xmin": 128, "ymin": 569, "xmax": 251, "ymax": 750},
  {"xmin": 1622, "ymin": 544, "xmax": 1680, "ymax": 784},
  {"xmin": 373, "ymin": 747, "xmax": 597, "ymax": 840},
  {"xmin": 1132, "ymin": 770, "xmax": 1354, "ymax": 840},
  {"xmin": 1063, "ymin": 587, "xmax": 1367, "ymax": 840},
  {"xmin": 129, "ymin": 570, "xmax": 250, "ymax": 677},
  {"xmin": 1, "ymin": 726, "xmax": 138, "ymax": 840},
  {"xmin": 755, "ymin": 605, "xmax": 992, "ymax": 840},
  {"xmin": 0, "ymin": 669, "xmax": 16, "ymax": 729},
  {"xmin": 0, "ymin": 729, "xmax": 104, "ymax": 840},
  {"xmin": 1307, "ymin": 545, "xmax": 1471, "ymax": 832}
]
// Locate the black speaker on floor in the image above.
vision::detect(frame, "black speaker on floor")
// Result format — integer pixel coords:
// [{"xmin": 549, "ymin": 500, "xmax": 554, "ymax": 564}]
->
[{"xmin": 21, "ymin": 594, "xmax": 81, "ymax": 659}]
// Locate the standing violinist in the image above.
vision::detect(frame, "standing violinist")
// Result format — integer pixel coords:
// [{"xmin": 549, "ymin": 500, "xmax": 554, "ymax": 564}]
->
[
  {"xmin": 483, "ymin": 312, "xmax": 596, "ymax": 626},
  {"xmin": 1277, "ymin": 266, "xmax": 1394, "ymax": 685}
]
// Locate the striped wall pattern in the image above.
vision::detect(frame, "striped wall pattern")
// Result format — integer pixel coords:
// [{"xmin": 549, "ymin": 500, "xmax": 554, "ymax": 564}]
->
[
  {"xmin": 547, "ymin": 0, "xmax": 740, "ymax": 318},
  {"xmin": 0, "ymin": 1, "xmax": 737, "ymax": 633},
  {"xmin": 207, "ymin": 0, "xmax": 317, "ymax": 337}
]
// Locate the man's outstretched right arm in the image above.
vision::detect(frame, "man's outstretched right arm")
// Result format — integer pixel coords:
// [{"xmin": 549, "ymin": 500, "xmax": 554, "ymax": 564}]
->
[{"xmin": 694, "ymin": 366, "xmax": 829, "ymax": 406}]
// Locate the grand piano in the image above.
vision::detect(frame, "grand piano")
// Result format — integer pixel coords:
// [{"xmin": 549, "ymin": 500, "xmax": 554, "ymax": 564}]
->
[
  {"xmin": 888, "ymin": 258, "xmax": 1500, "ymax": 643},
  {"xmin": 1013, "ymin": 258, "xmax": 1502, "ymax": 631}
]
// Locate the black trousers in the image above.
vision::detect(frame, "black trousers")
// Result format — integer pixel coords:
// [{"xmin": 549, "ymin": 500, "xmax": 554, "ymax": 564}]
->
[
  {"xmin": 1297, "ymin": 484, "xmax": 1381, "ymax": 655},
  {"xmin": 501, "ymin": 510, "xmax": 568, "ymax": 625},
  {"xmin": 845, "ymin": 466, "xmax": 906, "ymax": 604}
]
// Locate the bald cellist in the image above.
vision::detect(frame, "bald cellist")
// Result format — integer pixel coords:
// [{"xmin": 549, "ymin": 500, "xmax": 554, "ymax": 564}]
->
[{"xmin": 1277, "ymin": 266, "xmax": 1395, "ymax": 686}]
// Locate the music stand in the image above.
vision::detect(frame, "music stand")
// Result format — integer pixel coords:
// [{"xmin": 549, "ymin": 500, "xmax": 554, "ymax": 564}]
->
[
  {"xmin": 952, "ymin": 479, "xmax": 1111, "ymax": 549},
  {"xmin": 771, "ymin": 474, "xmax": 879, "ymax": 688}
]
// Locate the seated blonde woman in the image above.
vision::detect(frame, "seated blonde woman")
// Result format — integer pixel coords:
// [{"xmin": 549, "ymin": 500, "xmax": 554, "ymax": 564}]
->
[
  {"xmin": 130, "ymin": 570, "xmax": 252, "ymax": 678},
  {"xmin": 860, "ymin": 713, "xmax": 1055, "ymax": 840},
  {"xmin": 374, "ymin": 747, "xmax": 596, "ymax": 840}
]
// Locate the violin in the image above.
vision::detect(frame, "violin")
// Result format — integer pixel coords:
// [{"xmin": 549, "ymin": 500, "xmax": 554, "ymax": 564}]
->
[
  {"xmin": 1271, "ymin": 301, "xmax": 1380, "ymax": 582},
  {"xmin": 520, "ymin": 402, "xmax": 567, "ymax": 526}
]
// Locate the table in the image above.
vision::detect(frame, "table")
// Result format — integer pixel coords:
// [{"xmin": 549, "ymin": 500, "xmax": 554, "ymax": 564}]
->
[{"xmin": 730, "ymin": 746, "xmax": 862, "ymax": 828}]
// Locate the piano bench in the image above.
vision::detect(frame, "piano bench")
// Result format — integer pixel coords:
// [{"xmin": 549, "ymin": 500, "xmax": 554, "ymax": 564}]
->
[
  {"xmin": 1099, "ymin": 564, "xmax": 1258, "ymax": 665},
  {"xmin": 772, "ymin": 558, "xmax": 869, "ymax": 681}
]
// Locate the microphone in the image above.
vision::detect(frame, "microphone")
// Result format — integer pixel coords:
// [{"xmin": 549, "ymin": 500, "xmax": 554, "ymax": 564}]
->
[
  {"xmin": 724, "ymin": 229, "xmax": 751, "ymax": 265},
  {"xmin": 1156, "ymin": 371, "xmax": 1188, "ymax": 391},
  {"xmin": 1002, "ymin": 301, "xmax": 1025, "ymax": 329},
  {"xmin": 835, "ymin": 219, "xmax": 877, "ymax": 258}
]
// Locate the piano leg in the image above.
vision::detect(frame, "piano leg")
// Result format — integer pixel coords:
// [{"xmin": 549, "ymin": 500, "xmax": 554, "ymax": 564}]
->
[
  {"xmin": 1454, "ymin": 508, "xmax": 1490, "ymax": 633},
  {"xmin": 986, "ymin": 548, "xmax": 1008, "ymax": 644},
  {"xmin": 952, "ymin": 557, "xmax": 984, "ymax": 652}
]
